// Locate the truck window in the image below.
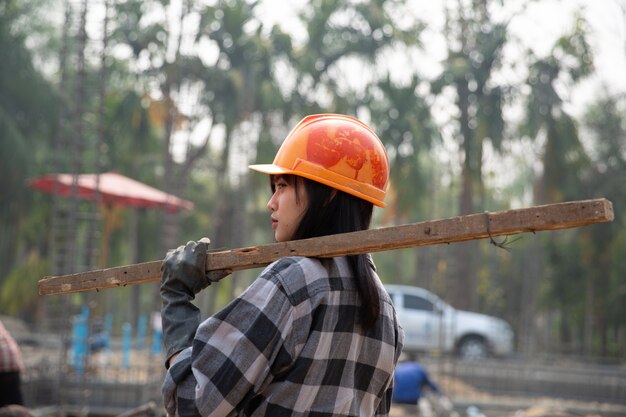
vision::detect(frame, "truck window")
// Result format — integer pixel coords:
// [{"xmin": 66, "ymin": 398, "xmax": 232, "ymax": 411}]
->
[{"xmin": 403, "ymin": 294, "xmax": 435, "ymax": 312}]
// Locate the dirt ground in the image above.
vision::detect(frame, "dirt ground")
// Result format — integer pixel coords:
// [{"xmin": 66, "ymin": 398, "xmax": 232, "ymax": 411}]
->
[
  {"xmin": 389, "ymin": 400, "xmax": 625, "ymax": 417},
  {"xmin": 388, "ymin": 375, "xmax": 626, "ymax": 417}
]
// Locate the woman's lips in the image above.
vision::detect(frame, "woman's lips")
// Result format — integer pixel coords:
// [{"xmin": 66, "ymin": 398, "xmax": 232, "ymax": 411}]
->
[{"xmin": 271, "ymin": 217, "xmax": 277, "ymax": 229}]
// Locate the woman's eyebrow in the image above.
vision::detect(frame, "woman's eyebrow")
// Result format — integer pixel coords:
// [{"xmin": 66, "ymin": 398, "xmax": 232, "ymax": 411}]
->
[{"xmin": 273, "ymin": 175, "xmax": 287, "ymax": 184}]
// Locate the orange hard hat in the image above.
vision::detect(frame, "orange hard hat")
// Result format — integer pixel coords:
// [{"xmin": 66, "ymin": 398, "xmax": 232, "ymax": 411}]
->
[{"xmin": 249, "ymin": 114, "xmax": 389, "ymax": 207}]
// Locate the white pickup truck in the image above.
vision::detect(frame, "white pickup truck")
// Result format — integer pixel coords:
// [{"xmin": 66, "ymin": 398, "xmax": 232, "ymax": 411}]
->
[{"xmin": 385, "ymin": 284, "xmax": 514, "ymax": 359}]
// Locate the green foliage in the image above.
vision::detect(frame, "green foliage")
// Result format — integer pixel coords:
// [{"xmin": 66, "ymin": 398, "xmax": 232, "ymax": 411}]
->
[
  {"xmin": 577, "ymin": 95, "xmax": 626, "ymax": 357},
  {"xmin": 608, "ymin": 225, "xmax": 626, "ymax": 326},
  {"xmin": 0, "ymin": 0, "xmax": 56, "ymax": 285},
  {"xmin": 0, "ymin": 252, "xmax": 48, "ymax": 317}
]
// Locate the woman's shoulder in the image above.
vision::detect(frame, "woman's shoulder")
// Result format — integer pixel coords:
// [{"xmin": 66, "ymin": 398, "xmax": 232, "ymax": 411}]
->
[
  {"xmin": 263, "ymin": 255, "xmax": 309, "ymax": 271},
  {"xmin": 259, "ymin": 256, "xmax": 352, "ymax": 305},
  {"xmin": 263, "ymin": 255, "xmax": 351, "ymax": 276}
]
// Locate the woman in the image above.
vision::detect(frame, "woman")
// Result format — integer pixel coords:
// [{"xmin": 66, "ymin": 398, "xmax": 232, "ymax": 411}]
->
[{"xmin": 161, "ymin": 114, "xmax": 404, "ymax": 417}]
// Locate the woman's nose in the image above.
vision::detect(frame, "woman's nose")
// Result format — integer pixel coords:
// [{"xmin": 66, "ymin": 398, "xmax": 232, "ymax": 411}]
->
[{"xmin": 267, "ymin": 193, "xmax": 277, "ymax": 212}]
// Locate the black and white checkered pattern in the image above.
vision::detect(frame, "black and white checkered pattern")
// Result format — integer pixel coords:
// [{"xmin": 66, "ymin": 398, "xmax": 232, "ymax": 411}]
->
[{"xmin": 163, "ymin": 256, "xmax": 404, "ymax": 417}]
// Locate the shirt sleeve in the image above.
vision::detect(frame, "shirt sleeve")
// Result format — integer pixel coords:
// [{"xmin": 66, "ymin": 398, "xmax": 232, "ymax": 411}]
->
[
  {"xmin": 374, "ymin": 380, "xmax": 393, "ymax": 417},
  {"xmin": 162, "ymin": 347, "xmax": 198, "ymax": 417},
  {"xmin": 162, "ymin": 260, "xmax": 304, "ymax": 417},
  {"xmin": 423, "ymin": 370, "xmax": 440, "ymax": 394}
]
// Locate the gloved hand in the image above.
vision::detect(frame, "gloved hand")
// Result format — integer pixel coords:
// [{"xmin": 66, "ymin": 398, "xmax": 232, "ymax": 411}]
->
[{"xmin": 160, "ymin": 238, "xmax": 230, "ymax": 367}]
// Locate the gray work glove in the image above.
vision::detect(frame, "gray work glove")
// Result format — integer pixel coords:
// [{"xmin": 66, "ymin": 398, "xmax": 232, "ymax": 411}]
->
[{"xmin": 160, "ymin": 237, "xmax": 230, "ymax": 368}]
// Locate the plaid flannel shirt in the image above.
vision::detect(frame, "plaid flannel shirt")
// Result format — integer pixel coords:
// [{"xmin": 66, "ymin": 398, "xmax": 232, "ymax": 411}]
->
[
  {"xmin": 0, "ymin": 320, "xmax": 24, "ymax": 373},
  {"xmin": 162, "ymin": 256, "xmax": 404, "ymax": 417}
]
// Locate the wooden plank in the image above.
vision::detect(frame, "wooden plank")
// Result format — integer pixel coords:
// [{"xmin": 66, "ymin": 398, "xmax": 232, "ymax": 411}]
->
[{"xmin": 38, "ymin": 198, "xmax": 613, "ymax": 296}]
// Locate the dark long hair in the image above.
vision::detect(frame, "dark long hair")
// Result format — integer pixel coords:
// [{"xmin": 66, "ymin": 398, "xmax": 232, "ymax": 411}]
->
[{"xmin": 273, "ymin": 175, "xmax": 380, "ymax": 329}]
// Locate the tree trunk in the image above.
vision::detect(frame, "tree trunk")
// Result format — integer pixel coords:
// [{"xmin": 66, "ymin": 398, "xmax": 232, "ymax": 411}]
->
[
  {"xmin": 451, "ymin": 80, "xmax": 479, "ymax": 311},
  {"xmin": 519, "ymin": 179, "xmax": 545, "ymax": 356}
]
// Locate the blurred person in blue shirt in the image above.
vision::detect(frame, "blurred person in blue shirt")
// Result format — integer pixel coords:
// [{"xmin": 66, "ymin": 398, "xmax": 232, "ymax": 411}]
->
[{"xmin": 392, "ymin": 352, "xmax": 441, "ymax": 405}]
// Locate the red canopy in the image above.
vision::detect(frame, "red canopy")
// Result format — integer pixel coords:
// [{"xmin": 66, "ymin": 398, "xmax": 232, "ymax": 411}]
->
[{"xmin": 28, "ymin": 172, "xmax": 194, "ymax": 213}]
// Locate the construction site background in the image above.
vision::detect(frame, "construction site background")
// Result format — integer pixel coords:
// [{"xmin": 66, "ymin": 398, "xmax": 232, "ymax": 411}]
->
[{"xmin": 15, "ymin": 327, "xmax": 626, "ymax": 417}]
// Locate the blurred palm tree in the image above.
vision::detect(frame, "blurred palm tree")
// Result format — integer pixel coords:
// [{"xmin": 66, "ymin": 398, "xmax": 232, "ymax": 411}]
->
[
  {"xmin": 517, "ymin": 15, "xmax": 594, "ymax": 355},
  {"xmin": 431, "ymin": 0, "xmax": 509, "ymax": 310}
]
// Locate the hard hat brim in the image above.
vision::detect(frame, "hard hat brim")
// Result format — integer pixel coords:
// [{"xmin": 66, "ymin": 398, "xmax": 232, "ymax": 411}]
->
[
  {"xmin": 248, "ymin": 162, "xmax": 386, "ymax": 208},
  {"xmin": 248, "ymin": 164, "xmax": 289, "ymax": 175}
]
